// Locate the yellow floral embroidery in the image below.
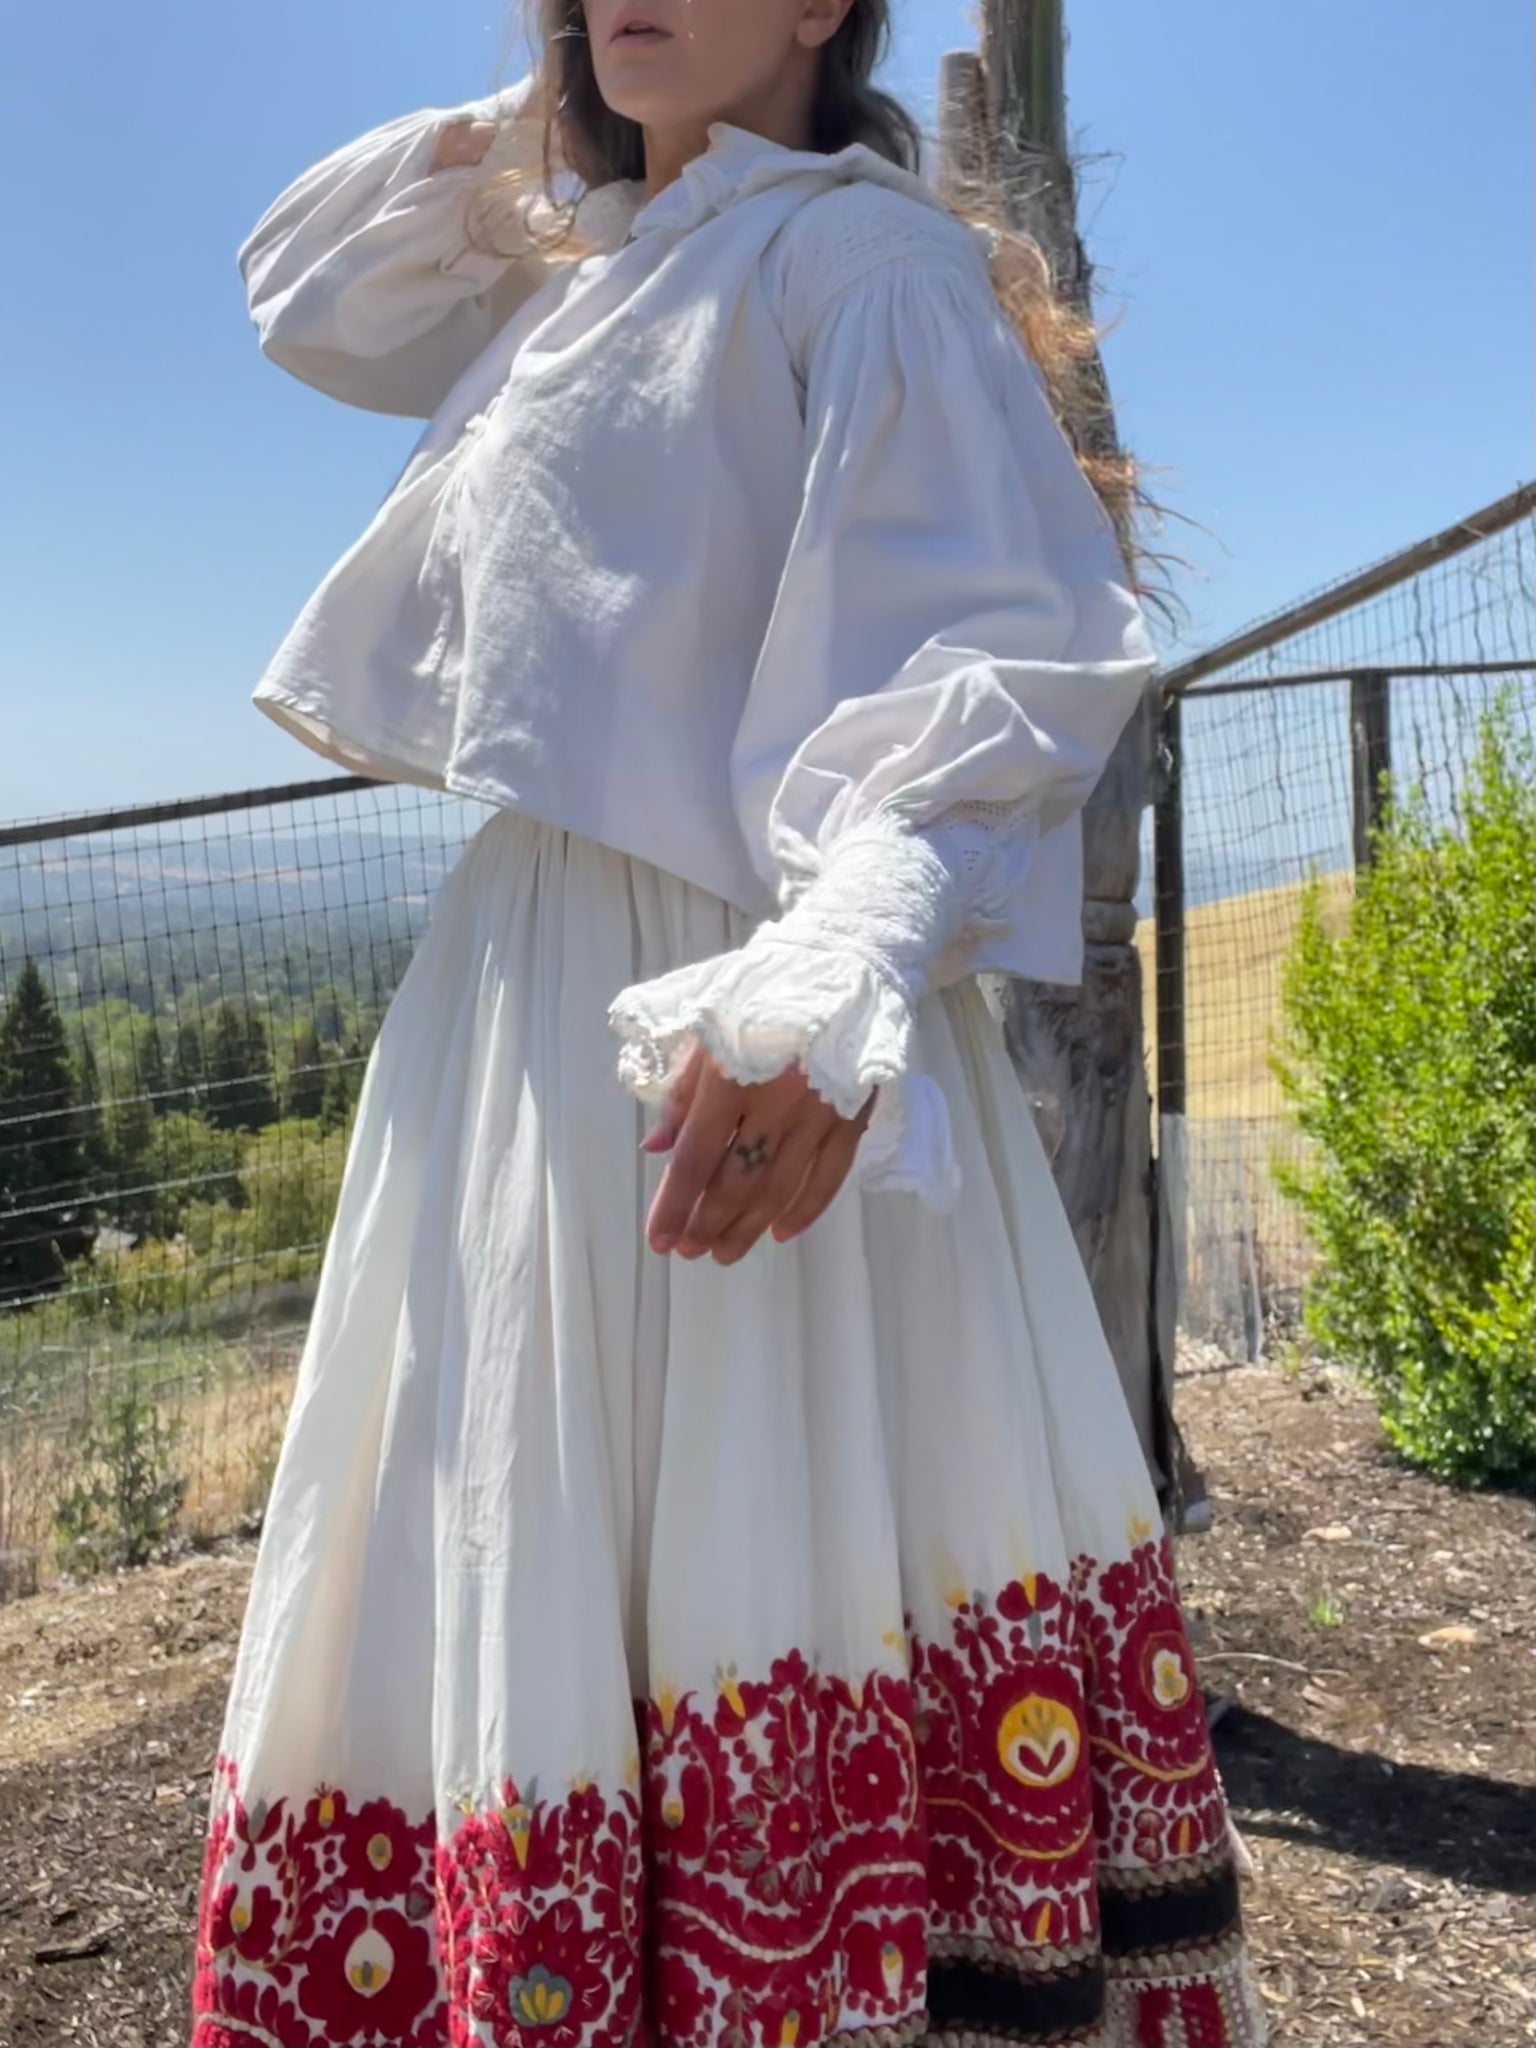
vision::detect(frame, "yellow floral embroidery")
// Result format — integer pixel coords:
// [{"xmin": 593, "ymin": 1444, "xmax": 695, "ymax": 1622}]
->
[
  {"xmin": 499, "ymin": 1800, "xmax": 533, "ymax": 1868},
  {"xmin": 1150, "ymin": 1644, "xmax": 1192, "ymax": 1709},
  {"xmin": 511, "ymin": 1966, "xmax": 573, "ymax": 2027},
  {"xmin": 996, "ymin": 1694, "xmax": 1082, "ymax": 1790}
]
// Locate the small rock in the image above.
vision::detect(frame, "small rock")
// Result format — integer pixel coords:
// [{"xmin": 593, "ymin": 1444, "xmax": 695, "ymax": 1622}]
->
[
  {"xmin": 1304, "ymin": 1524, "xmax": 1354, "ymax": 1543},
  {"xmin": 1368, "ymin": 1875, "xmax": 1417, "ymax": 1915}
]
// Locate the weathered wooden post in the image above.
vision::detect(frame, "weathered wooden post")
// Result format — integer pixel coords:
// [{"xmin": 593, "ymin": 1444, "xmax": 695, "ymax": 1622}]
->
[{"xmin": 939, "ymin": 5, "xmax": 1177, "ymax": 1499}]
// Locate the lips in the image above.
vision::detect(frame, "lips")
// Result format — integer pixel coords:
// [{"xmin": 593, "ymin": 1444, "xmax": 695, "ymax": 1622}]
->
[{"xmin": 610, "ymin": 9, "xmax": 670, "ymax": 42}]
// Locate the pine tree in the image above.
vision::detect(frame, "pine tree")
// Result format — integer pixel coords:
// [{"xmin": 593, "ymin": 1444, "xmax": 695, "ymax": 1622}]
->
[
  {"xmin": 106, "ymin": 1018, "xmax": 160, "ymax": 1232},
  {"xmin": 207, "ymin": 1003, "xmax": 277, "ymax": 1133},
  {"xmin": 312, "ymin": 988, "xmax": 345, "ymax": 1045},
  {"xmin": 108, "ymin": 1079, "xmax": 154, "ymax": 1232},
  {"xmin": 206, "ymin": 1003, "xmax": 250, "ymax": 1132},
  {"xmin": 242, "ymin": 1012, "xmax": 278, "ymax": 1131},
  {"xmin": 285, "ymin": 1023, "xmax": 328, "ymax": 1122},
  {"xmin": 170, "ymin": 1019, "xmax": 205, "ymax": 1114},
  {"xmin": 321, "ymin": 1036, "xmax": 366, "ymax": 1132},
  {"xmin": 75, "ymin": 1030, "xmax": 111, "ymax": 1181},
  {"xmin": 135, "ymin": 1021, "xmax": 169, "ymax": 1117},
  {"xmin": 0, "ymin": 961, "xmax": 93, "ymax": 1297}
]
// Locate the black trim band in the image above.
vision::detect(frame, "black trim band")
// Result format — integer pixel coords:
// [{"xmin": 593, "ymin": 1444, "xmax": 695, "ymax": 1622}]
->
[
  {"xmin": 1100, "ymin": 1864, "xmax": 1242, "ymax": 1957},
  {"xmin": 927, "ymin": 1955, "xmax": 1106, "ymax": 2043}
]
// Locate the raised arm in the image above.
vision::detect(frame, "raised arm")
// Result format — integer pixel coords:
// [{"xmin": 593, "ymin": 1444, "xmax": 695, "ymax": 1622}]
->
[{"xmin": 239, "ymin": 78, "xmax": 553, "ymax": 418}]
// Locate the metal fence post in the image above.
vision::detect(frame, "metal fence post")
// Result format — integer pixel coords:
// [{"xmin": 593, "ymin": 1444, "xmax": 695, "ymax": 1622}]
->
[
  {"xmin": 1349, "ymin": 670, "xmax": 1393, "ymax": 867},
  {"xmin": 1150, "ymin": 686, "xmax": 1206, "ymax": 1527},
  {"xmin": 1153, "ymin": 691, "xmax": 1186, "ymax": 1124}
]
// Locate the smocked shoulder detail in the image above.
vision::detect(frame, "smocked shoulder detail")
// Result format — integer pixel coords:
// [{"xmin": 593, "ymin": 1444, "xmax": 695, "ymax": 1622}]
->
[{"xmin": 770, "ymin": 183, "xmax": 990, "ymax": 357}]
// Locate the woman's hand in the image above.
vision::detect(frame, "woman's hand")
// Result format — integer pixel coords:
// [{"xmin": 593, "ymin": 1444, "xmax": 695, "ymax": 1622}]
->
[
  {"xmin": 644, "ymin": 1045, "xmax": 874, "ymax": 1264},
  {"xmin": 431, "ymin": 119, "xmax": 499, "ymax": 173}
]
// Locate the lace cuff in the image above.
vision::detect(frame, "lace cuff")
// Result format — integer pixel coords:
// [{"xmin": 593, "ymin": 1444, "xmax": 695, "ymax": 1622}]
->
[{"xmin": 609, "ymin": 815, "xmax": 1028, "ymax": 1210}]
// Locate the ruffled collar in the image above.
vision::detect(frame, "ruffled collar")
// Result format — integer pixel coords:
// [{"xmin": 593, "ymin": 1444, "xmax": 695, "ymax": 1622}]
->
[{"xmin": 614, "ymin": 123, "xmax": 943, "ymax": 243}]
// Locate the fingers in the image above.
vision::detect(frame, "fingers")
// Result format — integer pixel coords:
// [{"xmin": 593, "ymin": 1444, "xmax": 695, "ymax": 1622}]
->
[
  {"xmin": 641, "ymin": 1043, "xmax": 704, "ymax": 1156},
  {"xmin": 642, "ymin": 1057, "xmax": 872, "ymax": 1263},
  {"xmin": 770, "ymin": 1106, "xmax": 872, "ymax": 1246},
  {"xmin": 683, "ymin": 1107, "xmax": 830, "ymax": 1265},
  {"xmin": 667, "ymin": 1066, "xmax": 818, "ymax": 1259},
  {"xmin": 676, "ymin": 1086, "xmax": 875, "ymax": 1265},
  {"xmin": 646, "ymin": 1059, "xmax": 748, "ymax": 1253},
  {"xmin": 431, "ymin": 118, "xmax": 498, "ymax": 173}
]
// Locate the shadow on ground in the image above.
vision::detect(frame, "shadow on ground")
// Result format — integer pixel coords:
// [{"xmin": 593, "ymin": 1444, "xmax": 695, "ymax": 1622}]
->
[{"xmin": 1216, "ymin": 1704, "xmax": 1536, "ymax": 1897}]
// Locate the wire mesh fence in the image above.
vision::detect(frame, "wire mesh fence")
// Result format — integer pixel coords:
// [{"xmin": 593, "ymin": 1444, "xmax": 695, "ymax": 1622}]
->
[
  {"xmin": 0, "ymin": 779, "xmax": 486, "ymax": 1598},
  {"xmin": 2, "ymin": 488, "xmax": 1532, "ymax": 1597},
  {"xmin": 1144, "ymin": 486, "xmax": 1536, "ymax": 1361}
]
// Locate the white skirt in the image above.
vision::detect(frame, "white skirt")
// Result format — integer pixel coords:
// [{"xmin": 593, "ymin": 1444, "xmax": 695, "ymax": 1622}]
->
[{"xmin": 192, "ymin": 813, "xmax": 1259, "ymax": 2048}]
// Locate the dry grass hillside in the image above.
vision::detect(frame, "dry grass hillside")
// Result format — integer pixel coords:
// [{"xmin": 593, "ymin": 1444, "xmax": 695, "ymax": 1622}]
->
[{"xmin": 1134, "ymin": 869, "xmax": 1354, "ymax": 1123}]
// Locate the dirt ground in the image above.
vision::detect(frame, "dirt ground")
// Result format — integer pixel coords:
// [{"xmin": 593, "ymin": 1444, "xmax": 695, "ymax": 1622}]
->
[
  {"xmin": 0, "ymin": 1351, "xmax": 1531, "ymax": 2048},
  {"xmin": 1175, "ymin": 1350, "xmax": 1534, "ymax": 2046}
]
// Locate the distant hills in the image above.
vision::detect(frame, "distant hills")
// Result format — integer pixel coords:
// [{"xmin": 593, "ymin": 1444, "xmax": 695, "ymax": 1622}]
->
[{"xmin": 0, "ymin": 801, "xmax": 1342, "ymax": 988}]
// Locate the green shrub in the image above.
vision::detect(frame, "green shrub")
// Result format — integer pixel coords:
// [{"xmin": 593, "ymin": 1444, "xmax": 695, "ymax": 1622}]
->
[
  {"xmin": 240, "ymin": 1120, "xmax": 347, "ymax": 1256},
  {"xmin": 77, "ymin": 1238, "xmax": 199, "ymax": 1329},
  {"xmin": 53, "ymin": 1380, "xmax": 188, "ymax": 1573},
  {"xmin": 107, "ymin": 1111, "xmax": 245, "ymax": 1241},
  {"xmin": 1275, "ymin": 709, "xmax": 1535, "ymax": 1486}
]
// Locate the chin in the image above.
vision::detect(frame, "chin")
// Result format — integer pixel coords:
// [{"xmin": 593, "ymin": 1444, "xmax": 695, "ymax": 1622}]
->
[
  {"xmin": 592, "ymin": 51, "xmax": 697, "ymax": 128},
  {"xmin": 594, "ymin": 84, "xmax": 680, "ymax": 126}
]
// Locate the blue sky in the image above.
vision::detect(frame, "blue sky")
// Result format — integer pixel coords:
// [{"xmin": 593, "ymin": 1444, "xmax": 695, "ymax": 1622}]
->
[{"xmin": 1, "ymin": 0, "xmax": 1530, "ymax": 821}]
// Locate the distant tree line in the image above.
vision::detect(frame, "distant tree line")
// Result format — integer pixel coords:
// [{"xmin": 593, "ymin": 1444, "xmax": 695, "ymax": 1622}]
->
[
  {"xmin": 0, "ymin": 958, "xmax": 383, "ymax": 1304},
  {"xmin": 0, "ymin": 911, "xmax": 419, "ymax": 1027}
]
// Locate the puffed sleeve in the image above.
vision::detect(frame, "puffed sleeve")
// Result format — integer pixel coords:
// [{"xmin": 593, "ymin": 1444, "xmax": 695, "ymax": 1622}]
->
[
  {"xmin": 238, "ymin": 77, "xmax": 553, "ymax": 418},
  {"xmin": 609, "ymin": 214, "xmax": 1155, "ymax": 1206}
]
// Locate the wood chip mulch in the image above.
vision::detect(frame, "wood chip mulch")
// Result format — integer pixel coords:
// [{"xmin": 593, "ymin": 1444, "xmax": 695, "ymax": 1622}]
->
[
  {"xmin": 1177, "ymin": 1347, "xmax": 1535, "ymax": 2046},
  {"xmin": 0, "ymin": 1350, "xmax": 1530, "ymax": 2046}
]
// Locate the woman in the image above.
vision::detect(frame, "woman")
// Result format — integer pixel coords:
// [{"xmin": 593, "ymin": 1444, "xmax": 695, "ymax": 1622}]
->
[{"xmin": 192, "ymin": 3, "xmax": 1261, "ymax": 2044}]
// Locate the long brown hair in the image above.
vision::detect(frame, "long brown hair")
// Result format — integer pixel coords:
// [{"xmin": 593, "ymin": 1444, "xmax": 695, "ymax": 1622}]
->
[
  {"xmin": 531, "ymin": 0, "xmax": 921, "ymax": 185},
  {"xmin": 495, "ymin": 0, "xmax": 1138, "ymax": 550}
]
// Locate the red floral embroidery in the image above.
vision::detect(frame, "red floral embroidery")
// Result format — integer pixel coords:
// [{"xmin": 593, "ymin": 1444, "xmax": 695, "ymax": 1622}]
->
[
  {"xmin": 1078, "ymin": 1538, "xmax": 1229, "ymax": 1863},
  {"xmin": 203, "ymin": 1880, "xmax": 283, "ymax": 1965},
  {"xmin": 651, "ymin": 1949, "xmax": 715, "ymax": 2042},
  {"xmin": 340, "ymin": 1797, "xmax": 426, "ymax": 1900},
  {"xmin": 437, "ymin": 1775, "xmax": 645, "ymax": 2048},
  {"xmin": 297, "ymin": 1904, "xmax": 439, "ymax": 2042},
  {"xmin": 192, "ymin": 1538, "xmax": 1245, "ymax": 2048},
  {"xmin": 472, "ymin": 1897, "xmax": 612, "ymax": 2047},
  {"xmin": 832, "ymin": 1728, "xmax": 911, "ymax": 1827},
  {"xmin": 192, "ymin": 1766, "xmax": 448, "ymax": 2048},
  {"xmin": 845, "ymin": 1911, "xmax": 926, "ymax": 2007},
  {"xmin": 642, "ymin": 1658, "xmax": 927, "ymax": 2040},
  {"xmin": 928, "ymin": 1830, "xmax": 984, "ymax": 1919}
]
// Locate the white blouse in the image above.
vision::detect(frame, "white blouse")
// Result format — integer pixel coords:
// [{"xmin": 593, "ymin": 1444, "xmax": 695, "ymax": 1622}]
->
[{"xmin": 240, "ymin": 82, "xmax": 1155, "ymax": 1203}]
